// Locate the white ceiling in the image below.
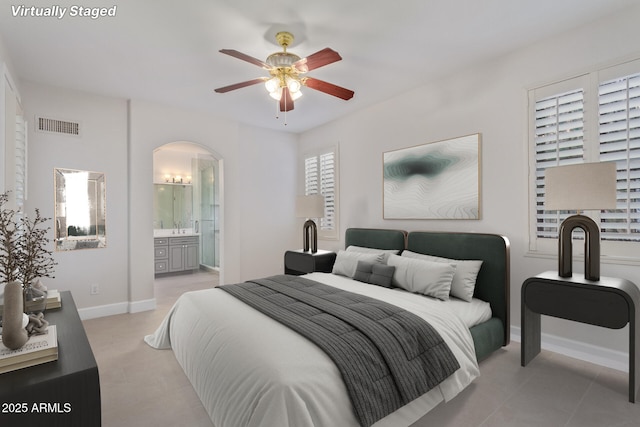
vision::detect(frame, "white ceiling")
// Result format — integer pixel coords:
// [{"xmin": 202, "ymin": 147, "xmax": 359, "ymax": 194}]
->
[{"xmin": 1, "ymin": 0, "xmax": 637, "ymax": 133}]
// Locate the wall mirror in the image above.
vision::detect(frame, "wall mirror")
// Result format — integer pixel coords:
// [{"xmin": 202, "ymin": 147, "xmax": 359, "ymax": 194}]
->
[
  {"xmin": 153, "ymin": 183, "xmax": 193, "ymax": 231},
  {"xmin": 54, "ymin": 168, "xmax": 106, "ymax": 251}
]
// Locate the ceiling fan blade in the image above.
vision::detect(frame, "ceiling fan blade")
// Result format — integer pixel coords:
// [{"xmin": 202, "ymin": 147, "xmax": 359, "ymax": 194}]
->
[
  {"xmin": 219, "ymin": 49, "xmax": 271, "ymax": 69},
  {"xmin": 293, "ymin": 48, "xmax": 342, "ymax": 73},
  {"xmin": 214, "ymin": 78, "xmax": 266, "ymax": 93},
  {"xmin": 279, "ymin": 87, "xmax": 294, "ymax": 112},
  {"xmin": 304, "ymin": 77, "xmax": 354, "ymax": 100}
]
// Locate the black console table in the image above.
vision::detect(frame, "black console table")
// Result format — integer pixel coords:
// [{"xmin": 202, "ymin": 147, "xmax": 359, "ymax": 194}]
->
[
  {"xmin": 521, "ymin": 271, "xmax": 640, "ymax": 402},
  {"xmin": 0, "ymin": 291, "xmax": 101, "ymax": 426}
]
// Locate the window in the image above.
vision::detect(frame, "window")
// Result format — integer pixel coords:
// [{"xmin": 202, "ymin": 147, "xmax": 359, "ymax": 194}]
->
[
  {"xmin": 530, "ymin": 59, "xmax": 640, "ymax": 257},
  {"xmin": 303, "ymin": 147, "xmax": 338, "ymax": 240}
]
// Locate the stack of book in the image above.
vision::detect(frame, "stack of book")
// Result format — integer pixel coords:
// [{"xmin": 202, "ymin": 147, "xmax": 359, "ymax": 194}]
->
[
  {"xmin": 0, "ymin": 325, "xmax": 58, "ymax": 374},
  {"xmin": 0, "ymin": 290, "xmax": 60, "ymax": 313},
  {"xmin": 46, "ymin": 289, "xmax": 61, "ymax": 309}
]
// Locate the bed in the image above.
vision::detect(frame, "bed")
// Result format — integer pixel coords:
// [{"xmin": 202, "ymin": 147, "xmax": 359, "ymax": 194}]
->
[{"xmin": 145, "ymin": 228, "xmax": 510, "ymax": 427}]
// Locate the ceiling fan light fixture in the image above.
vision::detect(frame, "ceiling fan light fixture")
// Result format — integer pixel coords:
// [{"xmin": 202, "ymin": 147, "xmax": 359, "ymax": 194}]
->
[
  {"xmin": 285, "ymin": 75, "xmax": 301, "ymax": 93},
  {"xmin": 269, "ymin": 87, "xmax": 302, "ymax": 101},
  {"xmin": 269, "ymin": 90, "xmax": 282, "ymax": 101},
  {"xmin": 291, "ymin": 89, "xmax": 303, "ymax": 101},
  {"xmin": 265, "ymin": 76, "xmax": 280, "ymax": 94},
  {"xmin": 215, "ymin": 31, "xmax": 353, "ymax": 121},
  {"xmin": 266, "ymin": 52, "xmax": 301, "ymax": 68}
]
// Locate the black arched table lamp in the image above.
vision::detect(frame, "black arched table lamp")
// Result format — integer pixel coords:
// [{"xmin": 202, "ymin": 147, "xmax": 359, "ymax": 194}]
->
[
  {"xmin": 295, "ymin": 195, "xmax": 325, "ymax": 253},
  {"xmin": 544, "ymin": 161, "xmax": 617, "ymax": 281}
]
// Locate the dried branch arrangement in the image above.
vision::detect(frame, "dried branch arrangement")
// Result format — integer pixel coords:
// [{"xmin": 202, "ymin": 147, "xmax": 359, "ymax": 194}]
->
[{"xmin": 0, "ymin": 192, "xmax": 57, "ymax": 285}]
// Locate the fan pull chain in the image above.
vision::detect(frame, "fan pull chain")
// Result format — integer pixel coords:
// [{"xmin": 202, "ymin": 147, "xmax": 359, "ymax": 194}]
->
[{"xmin": 274, "ymin": 97, "xmax": 287, "ymax": 126}]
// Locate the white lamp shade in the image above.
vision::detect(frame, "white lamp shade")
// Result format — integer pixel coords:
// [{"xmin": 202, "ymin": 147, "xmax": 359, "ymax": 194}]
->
[
  {"xmin": 544, "ymin": 162, "xmax": 617, "ymax": 211},
  {"xmin": 296, "ymin": 195, "xmax": 325, "ymax": 218}
]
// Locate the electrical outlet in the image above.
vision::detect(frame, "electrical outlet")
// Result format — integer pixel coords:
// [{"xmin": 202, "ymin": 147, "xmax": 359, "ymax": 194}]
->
[{"xmin": 90, "ymin": 283, "xmax": 100, "ymax": 295}]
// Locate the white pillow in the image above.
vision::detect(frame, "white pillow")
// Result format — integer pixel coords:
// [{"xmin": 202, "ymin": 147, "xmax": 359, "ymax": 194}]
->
[
  {"xmin": 401, "ymin": 250, "xmax": 483, "ymax": 302},
  {"xmin": 346, "ymin": 245, "xmax": 400, "ymax": 262},
  {"xmin": 332, "ymin": 251, "xmax": 382, "ymax": 277},
  {"xmin": 387, "ymin": 254, "xmax": 456, "ymax": 300}
]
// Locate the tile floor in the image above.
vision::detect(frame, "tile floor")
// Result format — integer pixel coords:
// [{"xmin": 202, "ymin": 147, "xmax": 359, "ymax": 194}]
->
[{"xmin": 82, "ymin": 272, "xmax": 640, "ymax": 427}]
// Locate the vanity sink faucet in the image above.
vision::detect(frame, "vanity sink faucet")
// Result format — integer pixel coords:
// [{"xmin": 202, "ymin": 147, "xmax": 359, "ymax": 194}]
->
[{"xmin": 173, "ymin": 221, "xmax": 182, "ymax": 234}]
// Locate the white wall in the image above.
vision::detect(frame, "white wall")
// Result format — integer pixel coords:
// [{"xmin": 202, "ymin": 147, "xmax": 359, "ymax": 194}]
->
[
  {"xmin": 128, "ymin": 100, "xmax": 298, "ymax": 306},
  {"xmin": 237, "ymin": 125, "xmax": 298, "ymax": 279},
  {"xmin": 19, "ymin": 89, "xmax": 298, "ymax": 313},
  {"xmin": 23, "ymin": 82, "xmax": 129, "ymax": 311},
  {"xmin": 299, "ymin": 5, "xmax": 640, "ymax": 362}
]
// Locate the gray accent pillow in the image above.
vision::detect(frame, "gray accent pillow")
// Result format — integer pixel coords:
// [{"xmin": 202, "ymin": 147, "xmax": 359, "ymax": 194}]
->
[
  {"xmin": 401, "ymin": 250, "xmax": 483, "ymax": 302},
  {"xmin": 387, "ymin": 254, "xmax": 456, "ymax": 300},
  {"xmin": 332, "ymin": 250, "xmax": 383, "ymax": 277},
  {"xmin": 353, "ymin": 261, "xmax": 396, "ymax": 288}
]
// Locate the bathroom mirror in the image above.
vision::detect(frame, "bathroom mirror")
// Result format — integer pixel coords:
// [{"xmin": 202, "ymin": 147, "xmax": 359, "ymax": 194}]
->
[
  {"xmin": 54, "ymin": 168, "xmax": 106, "ymax": 251},
  {"xmin": 153, "ymin": 184, "xmax": 193, "ymax": 231}
]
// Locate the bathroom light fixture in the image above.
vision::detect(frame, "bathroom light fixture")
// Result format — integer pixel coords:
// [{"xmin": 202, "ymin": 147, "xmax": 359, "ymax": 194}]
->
[{"xmin": 163, "ymin": 174, "xmax": 192, "ymax": 184}]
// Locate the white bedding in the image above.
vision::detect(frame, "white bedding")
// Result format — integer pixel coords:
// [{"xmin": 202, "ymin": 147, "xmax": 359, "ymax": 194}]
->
[
  {"xmin": 444, "ymin": 296, "xmax": 492, "ymax": 328},
  {"xmin": 145, "ymin": 272, "xmax": 480, "ymax": 427}
]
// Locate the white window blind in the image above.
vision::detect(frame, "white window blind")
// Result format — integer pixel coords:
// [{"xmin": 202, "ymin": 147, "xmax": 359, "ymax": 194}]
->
[
  {"xmin": 598, "ymin": 72, "xmax": 640, "ymax": 241},
  {"xmin": 534, "ymin": 88, "xmax": 585, "ymax": 239},
  {"xmin": 304, "ymin": 148, "xmax": 338, "ymax": 238},
  {"xmin": 318, "ymin": 152, "xmax": 335, "ymax": 231},
  {"xmin": 15, "ymin": 115, "xmax": 27, "ymax": 211}
]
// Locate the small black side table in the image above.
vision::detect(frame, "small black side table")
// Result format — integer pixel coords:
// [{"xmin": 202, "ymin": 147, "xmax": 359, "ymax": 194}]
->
[
  {"xmin": 521, "ymin": 271, "xmax": 640, "ymax": 403},
  {"xmin": 284, "ymin": 250, "xmax": 337, "ymax": 275}
]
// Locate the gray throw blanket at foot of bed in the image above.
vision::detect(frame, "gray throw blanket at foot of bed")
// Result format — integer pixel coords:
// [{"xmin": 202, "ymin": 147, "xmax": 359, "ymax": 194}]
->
[{"xmin": 219, "ymin": 274, "xmax": 460, "ymax": 427}]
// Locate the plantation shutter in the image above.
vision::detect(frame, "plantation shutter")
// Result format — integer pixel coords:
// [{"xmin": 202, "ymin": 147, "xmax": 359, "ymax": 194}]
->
[
  {"xmin": 534, "ymin": 88, "xmax": 585, "ymax": 239},
  {"xmin": 15, "ymin": 115, "xmax": 27, "ymax": 211},
  {"xmin": 598, "ymin": 72, "xmax": 640, "ymax": 241},
  {"xmin": 304, "ymin": 149, "xmax": 338, "ymax": 236},
  {"xmin": 318, "ymin": 152, "xmax": 335, "ymax": 231},
  {"xmin": 304, "ymin": 156, "xmax": 318, "ymax": 196}
]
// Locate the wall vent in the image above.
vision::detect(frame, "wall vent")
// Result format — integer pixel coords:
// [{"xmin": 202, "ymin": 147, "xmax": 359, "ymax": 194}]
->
[{"xmin": 36, "ymin": 116, "xmax": 81, "ymax": 137}]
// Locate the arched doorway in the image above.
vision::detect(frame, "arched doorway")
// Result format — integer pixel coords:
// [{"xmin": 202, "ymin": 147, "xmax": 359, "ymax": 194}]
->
[{"xmin": 152, "ymin": 141, "xmax": 221, "ymax": 277}]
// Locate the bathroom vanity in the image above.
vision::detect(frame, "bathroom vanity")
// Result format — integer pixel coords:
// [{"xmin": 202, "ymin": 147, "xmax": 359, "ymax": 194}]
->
[{"xmin": 154, "ymin": 234, "xmax": 199, "ymax": 275}]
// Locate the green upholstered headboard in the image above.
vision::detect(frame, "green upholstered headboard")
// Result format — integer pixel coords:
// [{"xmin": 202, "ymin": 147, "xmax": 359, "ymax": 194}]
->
[
  {"xmin": 343, "ymin": 228, "xmax": 510, "ymax": 360},
  {"xmin": 407, "ymin": 231, "xmax": 511, "ymax": 350},
  {"xmin": 345, "ymin": 228, "xmax": 407, "ymax": 251}
]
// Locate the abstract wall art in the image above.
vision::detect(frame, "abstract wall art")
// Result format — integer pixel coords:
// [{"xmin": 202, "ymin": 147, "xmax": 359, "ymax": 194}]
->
[{"xmin": 383, "ymin": 133, "xmax": 481, "ymax": 219}]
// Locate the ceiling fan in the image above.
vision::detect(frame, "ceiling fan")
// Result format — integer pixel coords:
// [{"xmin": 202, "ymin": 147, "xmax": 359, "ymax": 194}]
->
[{"xmin": 214, "ymin": 31, "xmax": 354, "ymax": 114}]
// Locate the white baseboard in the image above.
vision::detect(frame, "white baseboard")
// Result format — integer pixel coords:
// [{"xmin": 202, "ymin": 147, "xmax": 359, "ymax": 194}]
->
[
  {"xmin": 129, "ymin": 298, "xmax": 156, "ymax": 313},
  {"xmin": 78, "ymin": 298, "xmax": 156, "ymax": 320},
  {"xmin": 78, "ymin": 302, "xmax": 128, "ymax": 320},
  {"xmin": 511, "ymin": 325, "xmax": 628, "ymax": 373}
]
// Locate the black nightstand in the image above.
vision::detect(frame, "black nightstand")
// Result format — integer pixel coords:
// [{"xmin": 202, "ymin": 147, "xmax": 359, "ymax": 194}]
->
[
  {"xmin": 284, "ymin": 250, "xmax": 337, "ymax": 275},
  {"xmin": 521, "ymin": 271, "xmax": 640, "ymax": 402}
]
